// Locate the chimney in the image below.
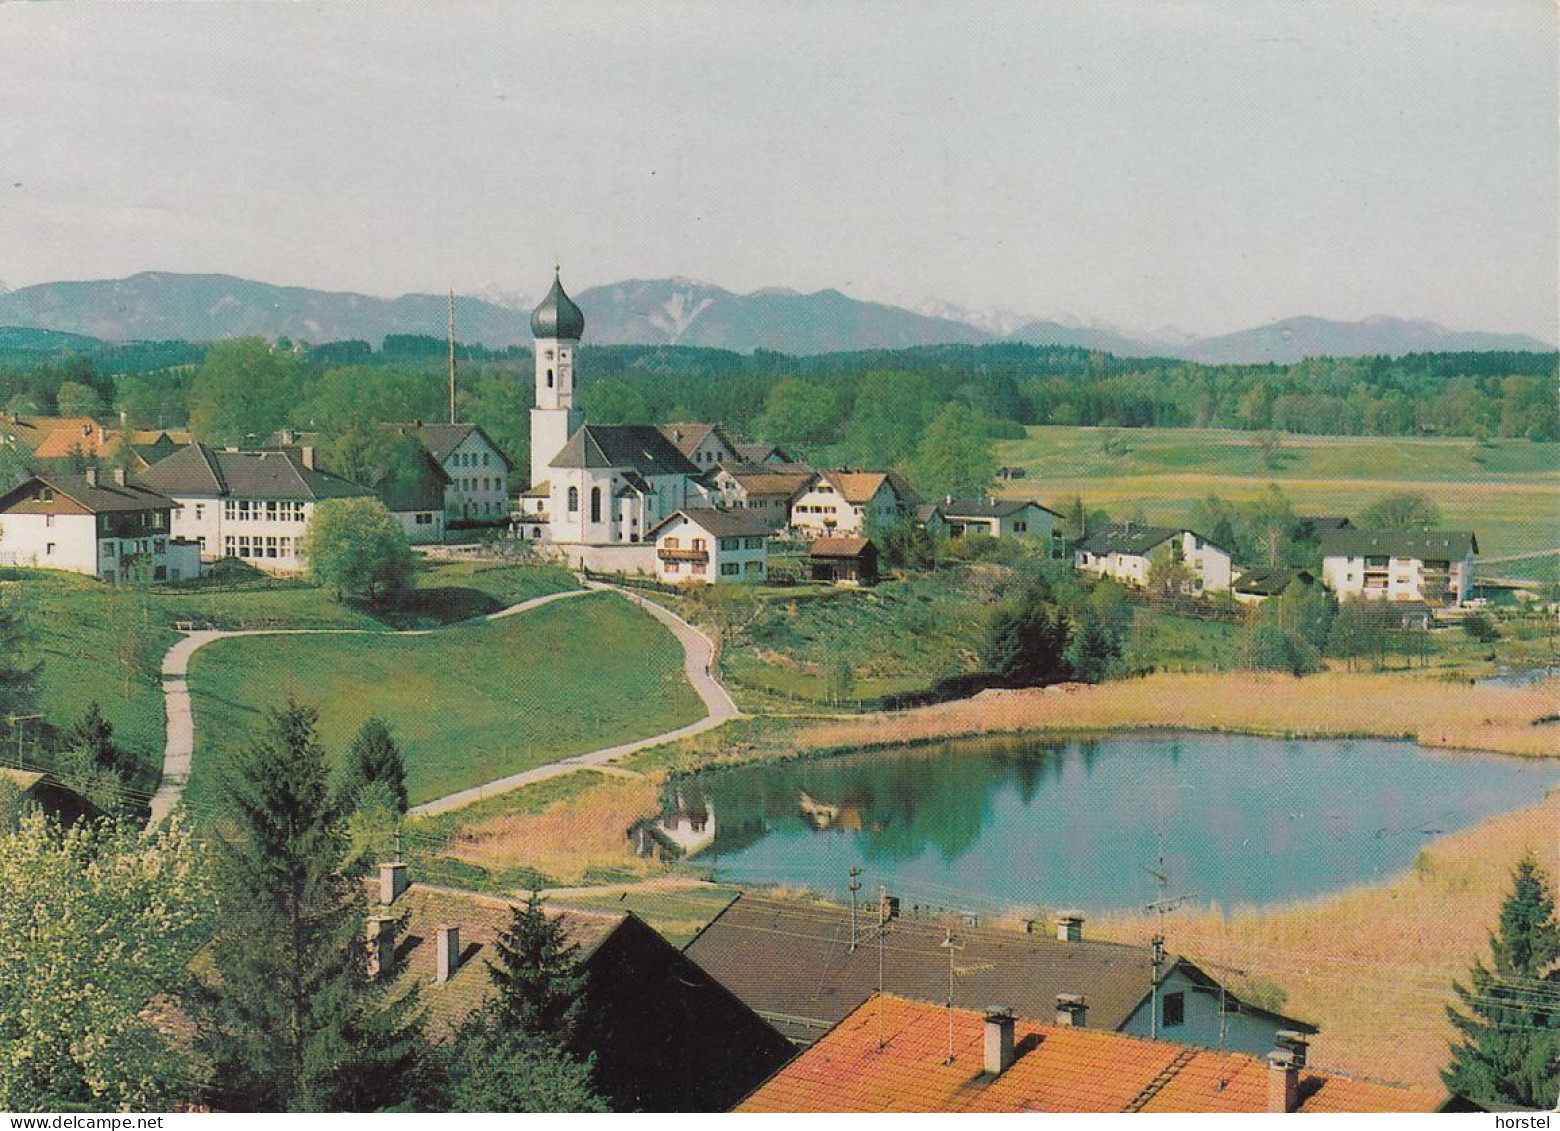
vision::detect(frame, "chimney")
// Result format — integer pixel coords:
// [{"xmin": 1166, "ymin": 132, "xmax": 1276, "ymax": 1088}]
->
[
  {"xmin": 878, "ymin": 886, "xmax": 900, "ymax": 926},
  {"xmin": 1055, "ymin": 993, "xmax": 1087, "ymax": 1027},
  {"xmin": 435, "ymin": 924, "xmax": 460, "ymax": 983},
  {"xmin": 379, "ymin": 861, "xmax": 408, "ymax": 905},
  {"xmin": 84, "ymin": 467, "xmax": 97, "ymax": 487},
  {"xmin": 1267, "ymin": 1048, "xmax": 1299, "ymax": 1113},
  {"xmin": 298, "ymin": 446, "xmax": 316, "ymax": 470},
  {"xmin": 983, "ymin": 1008, "xmax": 1016, "ymax": 1075},
  {"xmin": 1275, "ymin": 1029, "xmax": 1309, "ymax": 1068},
  {"xmin": 112, "ymin": 467, "xmax": 126, "ymax": 487},
  {"xmin": 1055, "ymin": 910, "xmax": 1084, "ymax": 943},
  {"xmin": 366, "ymin": 915, "xmax": 395, "ymax": 979}
]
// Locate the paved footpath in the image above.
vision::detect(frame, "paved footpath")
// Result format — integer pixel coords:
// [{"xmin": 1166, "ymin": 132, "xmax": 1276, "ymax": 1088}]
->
[
  {"xmin": 407, "ymin": 581, "xmax": 741, "ymax": 817},
  {"xmin": 149, "ymin": 583, "xmax": 741, "ymax": 825},
  {"xmin": 146, "ymin": 588, "xmax": 590, "ymax": 826}
]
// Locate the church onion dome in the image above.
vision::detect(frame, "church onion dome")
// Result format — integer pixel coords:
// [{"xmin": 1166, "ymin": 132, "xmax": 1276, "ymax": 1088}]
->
[{"xmin": 530, "ymin": 270, "xmax": 586, "ymax": 340}]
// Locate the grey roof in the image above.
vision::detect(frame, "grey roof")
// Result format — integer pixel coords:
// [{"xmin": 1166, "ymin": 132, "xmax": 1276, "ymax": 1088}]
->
[
  {"xmin": 735, "ymin": 442, "xmax": 795, "ymax": 464},
  {"xmin": 549, "ymin": 425, "xmax": 700, "ymax": 477},
  {"xmin": 682, "ymin": 895, "xmax": 1306, "ymax": 1045},
  {"xmin": 139, "ymin": 443, "xmax": 374, "ymax": 502},
  {"xmin": 649, "ymin": 507, "xmax": 776, "ymax": 540},
  {"xmin": 0, "ymin": 473, "xmax": 176, "ymax": 515},
  {"xmin": 935, "ymin": 497, "xmax": 1062, "ymax": 521},
  {"xmin": 392, "ymin": 422, "xmax": 514, "ymax": 471},
  {"xmin": 530, "ymin": 270, "xmax": 586, "ymax": 340},
  {"xmin": 658, "ymin": 422, "xmax": 739, "ymax": 460},
  {"xmin": 1076, "ymin": 522, "xmax": 1182, "ymax": 557},
  {"xmin": 1320, "ymin": 530, "xmax": 1478, "ymax": 560},
  {"xmin": 1232, "ymin": 566, "xmax": 1315, "ymax": 596}
]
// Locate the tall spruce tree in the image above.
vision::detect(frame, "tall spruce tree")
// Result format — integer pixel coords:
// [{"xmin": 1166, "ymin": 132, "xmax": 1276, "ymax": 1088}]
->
[
  {"xmin": 339, "ymin": 717, "xmax": 409, "ymax": 814},
  {"xmin": 449, "ymin": 891, "xmax": 604, "ymax": 1112},
  {"xmin": 189, "ymin": 699, "xmax": 426, "ymax": 1111},
  {"xmin": 1443, "ymin": 854, "xmax": 1560, "ymax": 1109}
]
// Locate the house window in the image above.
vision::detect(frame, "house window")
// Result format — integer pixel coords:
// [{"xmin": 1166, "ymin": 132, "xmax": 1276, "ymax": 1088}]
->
[
  {"xmin": 279, "ymin": 538, "xmax": 291, "ymax": 556},
  {"xmin": 664, "ymin": 536, "xmax": 679, "ymax": 549},
  {"xmin": 720, "ymin": 537, "xmax": 739, "ymax": 551},
  {"xmin": 265, "ymin": 501, "xmax": 278, "ymax": 520},
  {"xmin": 590, "ymin": 487, "xmax": 602, "ymax": 523},
  {"xmin": 44, "ymin": 514, "xmax": 54, "ymax": 528},
  {"xmin": 744, "ymin": 537, "xmax": 763, "ymax": 549},
  {"xmin": 692, "ymin": 561, "xmax": 706, "ymax": 575},
  {"xmin": 45, "ymin": 542, "xmax": 55, "ymax": 555},
  {"xmin": 745, "ymin": 560, "xmax": 763, "ymax": 573},
  {"xmin": 567, "ymin": 487, "xmax": 579, "ymax": 513},
  {"xmin": 415, "ymin": 513, "xmax": 433, "ymax": 525},
  {"xmin": 665, "ymin": 560, "xmax": 680, "ymax": 574},
  {"xmin": 482, "ymin": 452, "xmax": 490, "ymax": 466},
  {"xmin": 547, "ymin": 369, "xmax": 555, "ymax": 387},
  {"xmin": 692, "ymin": 538, "xmax": 707, "ymax": 552},
  {"xmin": 720, "ymin": 562, "xmax": 740, "ymax": 576},
  {"xmin": 266, "ymin": 537, "xmax": 277, "ymax": 558},
  {"xmin": 225, "ymin": 536, "xmax": 236, "ymax": 555},
  {"xmin": 1162, "ymin": 992, "xmax": 1185, "ymax": 1028},
  {"xmin": 1013, "ymin": 522, "xmax": 1026, "ymax": 533},
  {"xmin": 195, "ymin": 504, "xmax": 204, "ymax": 521},
  {"xmin": 153, "ymin": 565, "xmax": 167, "ymax": 581},
  {"xmin": 225, "ymin": 500, "xmax": 236, "ymax": 520}
]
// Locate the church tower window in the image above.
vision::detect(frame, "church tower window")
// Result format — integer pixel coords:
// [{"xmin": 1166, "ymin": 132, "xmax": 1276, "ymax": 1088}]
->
[
  {"xmin": 567, "ymin": 486, "xmax": 579, "ymax": 513},
  {"xmin": 590, "ymin": 487, "xmax": 602, "ymax": 523}
]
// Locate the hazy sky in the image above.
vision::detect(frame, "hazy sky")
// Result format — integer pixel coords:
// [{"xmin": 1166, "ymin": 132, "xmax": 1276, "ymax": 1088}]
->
[{"xmin": 2, "ymin": 1, "xmax": 1555, "ymax": 339}]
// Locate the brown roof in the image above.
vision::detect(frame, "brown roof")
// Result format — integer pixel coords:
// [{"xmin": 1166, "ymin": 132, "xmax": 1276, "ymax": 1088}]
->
[
  {"xmin": 649, "ymin": 507, "xmax": 777, "ymax": 541},
  {"xmin": 820, "ymin": 469, "xmax": 921, "ymax": 506},
  {"xmin": 809, "ymin": 536, "xmax": 874, "ymax": 560},
  {"xmin": 0, "ymin": 473, "xmax": 176, "ymax": 515},
  {"xmin": 736, "ymin": 995, "xmax": 1441, "ymax": 1113},
  {"xmin": 657, "ymin": 422, "xmax": 738, "ymax": 460},
  {"xmin": 685, "ymin": 895, "xmax": 1166, "ymax": 1044},
  {"xmin": 717, "ymin": 463, "xmax": 815, "ymax": 498},
  {"xmin": 31, "ymin": 417, "xmax": 115, "ymax": 460}
]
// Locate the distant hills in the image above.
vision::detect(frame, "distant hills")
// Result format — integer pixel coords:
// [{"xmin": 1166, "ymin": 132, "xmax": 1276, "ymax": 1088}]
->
[{"xmin": 0, "ymin": 271, "xmax": 1550, "ymax": 362}]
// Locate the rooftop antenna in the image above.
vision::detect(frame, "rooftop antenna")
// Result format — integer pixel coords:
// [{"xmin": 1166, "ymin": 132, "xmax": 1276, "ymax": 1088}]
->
[
  {"xmin": 848, "ymin": 866, "xmax": 863, "ymax": 952},
  {"xmin": 447, "ymin": 287, "xmax": 458, "ymax": 424},
  {"xmin": 939, "ymin": 926, "xmax": 963, "ymax": 1064}
]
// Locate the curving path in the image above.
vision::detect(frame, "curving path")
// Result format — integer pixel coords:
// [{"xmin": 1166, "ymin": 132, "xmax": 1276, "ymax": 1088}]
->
[
  {"xmin": 149, "ymin": 582, "xmax": 742, "ymax": 826},
  {"xmin": 406, "ymin": 581, "xmax": 741, "ymax": 817},
  {"xmin": 147, "ymin": 588, "xmax": 591, "ymax": 826}
]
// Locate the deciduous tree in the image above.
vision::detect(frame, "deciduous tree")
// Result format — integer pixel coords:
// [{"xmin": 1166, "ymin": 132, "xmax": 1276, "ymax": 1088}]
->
[
  {"xmin": 914, "ymin": 401, "xmax": 996, "ymax": 497},
  {"xmin": 299, "ymin": 497, "xmax": 415, "ymax": 605}
]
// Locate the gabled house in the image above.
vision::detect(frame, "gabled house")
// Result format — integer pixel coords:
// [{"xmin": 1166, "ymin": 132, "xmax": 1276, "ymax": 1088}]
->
[
  {"xmin": 391, "ymin": 422, "xmax": 513, "ymax": 522},
  {"xmin": 711, "ymin": 463, "xmax": 814, "ymax": 529},
  {"xmin": 138, "ymin": 443, "xmax": 374, "ymax": 575},
  {"xmin": 1319, "ymin": 530, "xmax": 1478, "ymax": 608},
  {"xmin": 788, "ymin": 469, "xmax": 921, "ymax": 538},
  {"xmin": 683, "ymin": 894, "xmax": 1311, "ymax": 1057},
  {"xmin": 1231, "ymin": 566, "xmax": 1317, "ymax": 605},
  {"xmin": 0, "ymin": 470, "xmax": 200, "ymax": 583},
  {"xmin": 925, "ymin": 497, "xmax": 1063, "ymax": 553},
  {"xmin": 809, "ymin": 536, "xmax": 879, "ymax": 586},
  {"xmin": 372, "ymin": 871, "xmax": 794, "ymax": 1112},
  {"xmin": 658, "ymin": 422, "xmax": 742, "ymax": 470},
  {"xmin": 735, "ymin": 994, "xmax": 1443, "ymax": 1113},
  {"xmin": 650, "ymin": 507, "xmax": 772, "ymax": 584},
  {"xmin": 1074, "ymin": 523, "xmax": 1234, "ymax": 595}
]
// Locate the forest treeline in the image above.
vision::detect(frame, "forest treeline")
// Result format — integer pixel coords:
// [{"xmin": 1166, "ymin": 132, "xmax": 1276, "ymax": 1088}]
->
[{"xmin": 1, "ymin": 336, "xmax": 1553, "ymax": 487}]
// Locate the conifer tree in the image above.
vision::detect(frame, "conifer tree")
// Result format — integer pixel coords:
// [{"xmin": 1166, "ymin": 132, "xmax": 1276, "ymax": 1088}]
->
[
  {"xmin": 339, "ymin": 716, "xmax": 409, "ymax": 813},
  {"xmin": 188, "ymin": 699, "xmax": 426, "ymax": 1111},
  {"xmin": 1443, "ymin": 855, "xmax": 1560, "ymax": 1109}
]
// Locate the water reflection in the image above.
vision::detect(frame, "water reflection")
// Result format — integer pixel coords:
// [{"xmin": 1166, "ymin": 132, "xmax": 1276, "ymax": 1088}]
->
[{"xmin": 642, "ymin": 733, "xmax": 1557, "ymax": 913}]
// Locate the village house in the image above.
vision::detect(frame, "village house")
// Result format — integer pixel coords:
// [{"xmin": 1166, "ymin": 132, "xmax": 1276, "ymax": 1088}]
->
[
  {"xmin": 0, "ymin": 469, "xmax": 200, "ymax": 583},
  {"xmin": 711, "ymin": 462, "xmax": 814, "ymax": 529},
  {"xmin": 1074, "ymin": 523, "xmax": 1234, "ymax": 595},
  {"xmin": 371, "ymin": 868, "xmax": 794, "ymax": 1112},
  {"xmin": 659, "ymin": 421, "xmax": 742, "ymax": 469},
  {"xmin": 390, "ymin": 422, "xmax": 512, "ymax": 523},
  {"xmin": 809, "ymin": 536, "xmax": 879, "ymax": 586},
  {"xmin": 1319, "ymin": 529, "xmax": 1478, "ymax": 607},
  {"xmin": 23, "ymin": 415, "xmax": 192, "ymax": 470},
  {"xmin": 734, "ymin": 994, "xmax": 1444, "ymax": 1113},
  {"xmin": 683, "ymin": 894, "xmax": 1310, "ymax": 1057},
  {"xmin": 1231, "ymin": 566, "xmax": 1318, "ymax": 605},
  {"xmin": 137, "ymin": 442, "xmax": 374, "ymax": 574},
  {"xmin": 923, "ymin": 496, "xmax": 1064, "ymax": 553},
  {"xmin": 650, "ymin": 507, "xmax": 772, "ymax": 584},
  {"xmin": 788, "ymin": 469, "xmax": 921, "ymax": 538}
]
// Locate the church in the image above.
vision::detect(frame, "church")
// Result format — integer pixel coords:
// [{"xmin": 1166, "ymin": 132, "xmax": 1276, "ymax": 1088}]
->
[{"xmin": 516, "ymin": 270, "xmax": 716, "ymax": 570}]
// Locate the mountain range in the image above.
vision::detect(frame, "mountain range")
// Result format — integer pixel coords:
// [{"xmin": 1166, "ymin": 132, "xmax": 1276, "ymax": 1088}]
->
[{"xmin": 0, "ymin": 272, "xmax": 1550, "ymax": 363}]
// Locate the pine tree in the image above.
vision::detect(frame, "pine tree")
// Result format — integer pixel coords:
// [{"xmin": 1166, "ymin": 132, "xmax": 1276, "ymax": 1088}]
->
[
  {"xmin": 1443, "ymin": 855, "xmax": 1560, "ymax": 1109},
  {"xmin": 62, "ymin": 701, "xmax": 134, "ymax": 782},
  {"xmin": 188, "ymin": 699, "xmax": 427, "ymax": 1111},
  {"xmin": 484, "ymin": 891, "xmax": 585, "ymax": 1041},
  {"xmin": 339, "ymin": 717, "xmax": 409, "ymax": 813}
]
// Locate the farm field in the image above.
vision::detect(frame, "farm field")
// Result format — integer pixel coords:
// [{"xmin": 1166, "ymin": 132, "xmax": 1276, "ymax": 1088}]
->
[
  {"xmin": 994, "ymin": 426, "xmax": 1560, "ymax": 562},
  {"xmin": 184, "ymin": 591, "xmax": 702, "ymax": 812}
]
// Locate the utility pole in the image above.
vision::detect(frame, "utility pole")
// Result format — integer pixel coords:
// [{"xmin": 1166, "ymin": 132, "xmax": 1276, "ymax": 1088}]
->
[
  {"xmin": 447, "ymin": 287, "xmax": 458, "ymax": 424},
  {"xmin": 939, "ymin": 926, "xmax": 963, "ymax": 1065},
  {"xmin": 1150, "ymin": 933, "xmax": 1165, "ymax": 1040},
  {"xmin": 848, "ymin": 866, "xmax": 863, "ymax": 952}
]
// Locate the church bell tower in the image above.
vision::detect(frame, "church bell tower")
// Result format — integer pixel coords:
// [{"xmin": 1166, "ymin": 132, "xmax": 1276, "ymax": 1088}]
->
[{"xmin": 528, "ymin": 268, "xmax": 586, "ymax": 488}]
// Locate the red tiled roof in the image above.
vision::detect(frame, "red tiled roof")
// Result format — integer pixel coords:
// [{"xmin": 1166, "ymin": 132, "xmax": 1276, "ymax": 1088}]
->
[{"xmin": 735, "ymin": 995, "xmax": 1442, "ymax": 1114}]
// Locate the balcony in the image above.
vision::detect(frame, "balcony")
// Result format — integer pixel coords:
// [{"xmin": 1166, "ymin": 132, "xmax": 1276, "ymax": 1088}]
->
[{"xmin": 658, "ymin": 547, "xmax": 709, "ymax": 563}]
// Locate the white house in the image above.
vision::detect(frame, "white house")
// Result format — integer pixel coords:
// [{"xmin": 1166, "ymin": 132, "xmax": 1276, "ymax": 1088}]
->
[
  {"xmin": 138, "ymin": 443, "xmax": 375, "ymax": 575},
  {"xmin": 1074, "ymin": 523, "xmax": 1234, "ymax": 595},
  {"xmin": 925, "ymin": 497, "xmax": 1063, "ymax": 554},
  {"xmin": 659, "ymin": 422, "xmax": 742, "ymax": 471},
  {"xmin": 1320, "ymin": 530, "xmax": 1478, "ymax": 607},
  {"xmin": 393, "ymin": 422, "xmax": 512, "ymax": 522},
  {"xmin": 650, "ymin": 507, "xmax": 771, "ymax": 585},
  {"xmin": 0, "ymin": 470, "xmax": 200, "ymax": 583},
  {"xmin": 788, "ymin": 470, "xmax": 921, "ymax": 538},
  {"xmin": 712, "ymin": 462, "xmax": 814, "ymax": 529}
]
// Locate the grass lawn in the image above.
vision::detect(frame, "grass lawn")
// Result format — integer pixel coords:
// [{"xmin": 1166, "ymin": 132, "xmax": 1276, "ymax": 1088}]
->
[
  {"xmin": 184, "ymin": 590, "xmax": 703, "ymax": 812},
  {"xmin": 994, "ymin": 426, "xmax": 1560, "ymax": 562}
]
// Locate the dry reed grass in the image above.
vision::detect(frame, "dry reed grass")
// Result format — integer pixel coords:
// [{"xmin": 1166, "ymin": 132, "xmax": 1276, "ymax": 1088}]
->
[
  {"xmin": 1095, "ymin": 790, "xmax": 1560, "ymax": 1091},
  {"xmin": 797, "ymin": 672, "xmax": 1560, "ymax": 759},
  {"xmin": 446, "ymin": 773, "xmax": 661, "ymax": 883}
]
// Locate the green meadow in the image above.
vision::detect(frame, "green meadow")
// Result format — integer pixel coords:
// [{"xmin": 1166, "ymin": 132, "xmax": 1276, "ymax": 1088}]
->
[{"xmin": 184, "ymin": 591, "xmax": 703, "ymax": 811}]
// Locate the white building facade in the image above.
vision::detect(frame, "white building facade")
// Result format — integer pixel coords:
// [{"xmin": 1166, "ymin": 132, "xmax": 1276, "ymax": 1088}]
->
[
  {"xmin": 0, "ymin": 471, "xmax": 200, "ymax": 583},
  {"xmin": 1075, "ymin": 524, "xmax": 1234, "ymax": 595},
  {"xmin": 651, "ymin": 508, "xmax": 771, "ymax": 585},
  {"xmin": 788, "ymin": 471, "xmax": 920, "ymax": 538},
  {"xmin": 1320, "ymin": 530, "xmax": 1477, "ymax": 607}
]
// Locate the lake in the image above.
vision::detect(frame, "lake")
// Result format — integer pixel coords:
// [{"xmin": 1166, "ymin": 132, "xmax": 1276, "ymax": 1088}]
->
[{"xmin": 648, "ymin": 733, "xmax": 1557, "ymax": 914}]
